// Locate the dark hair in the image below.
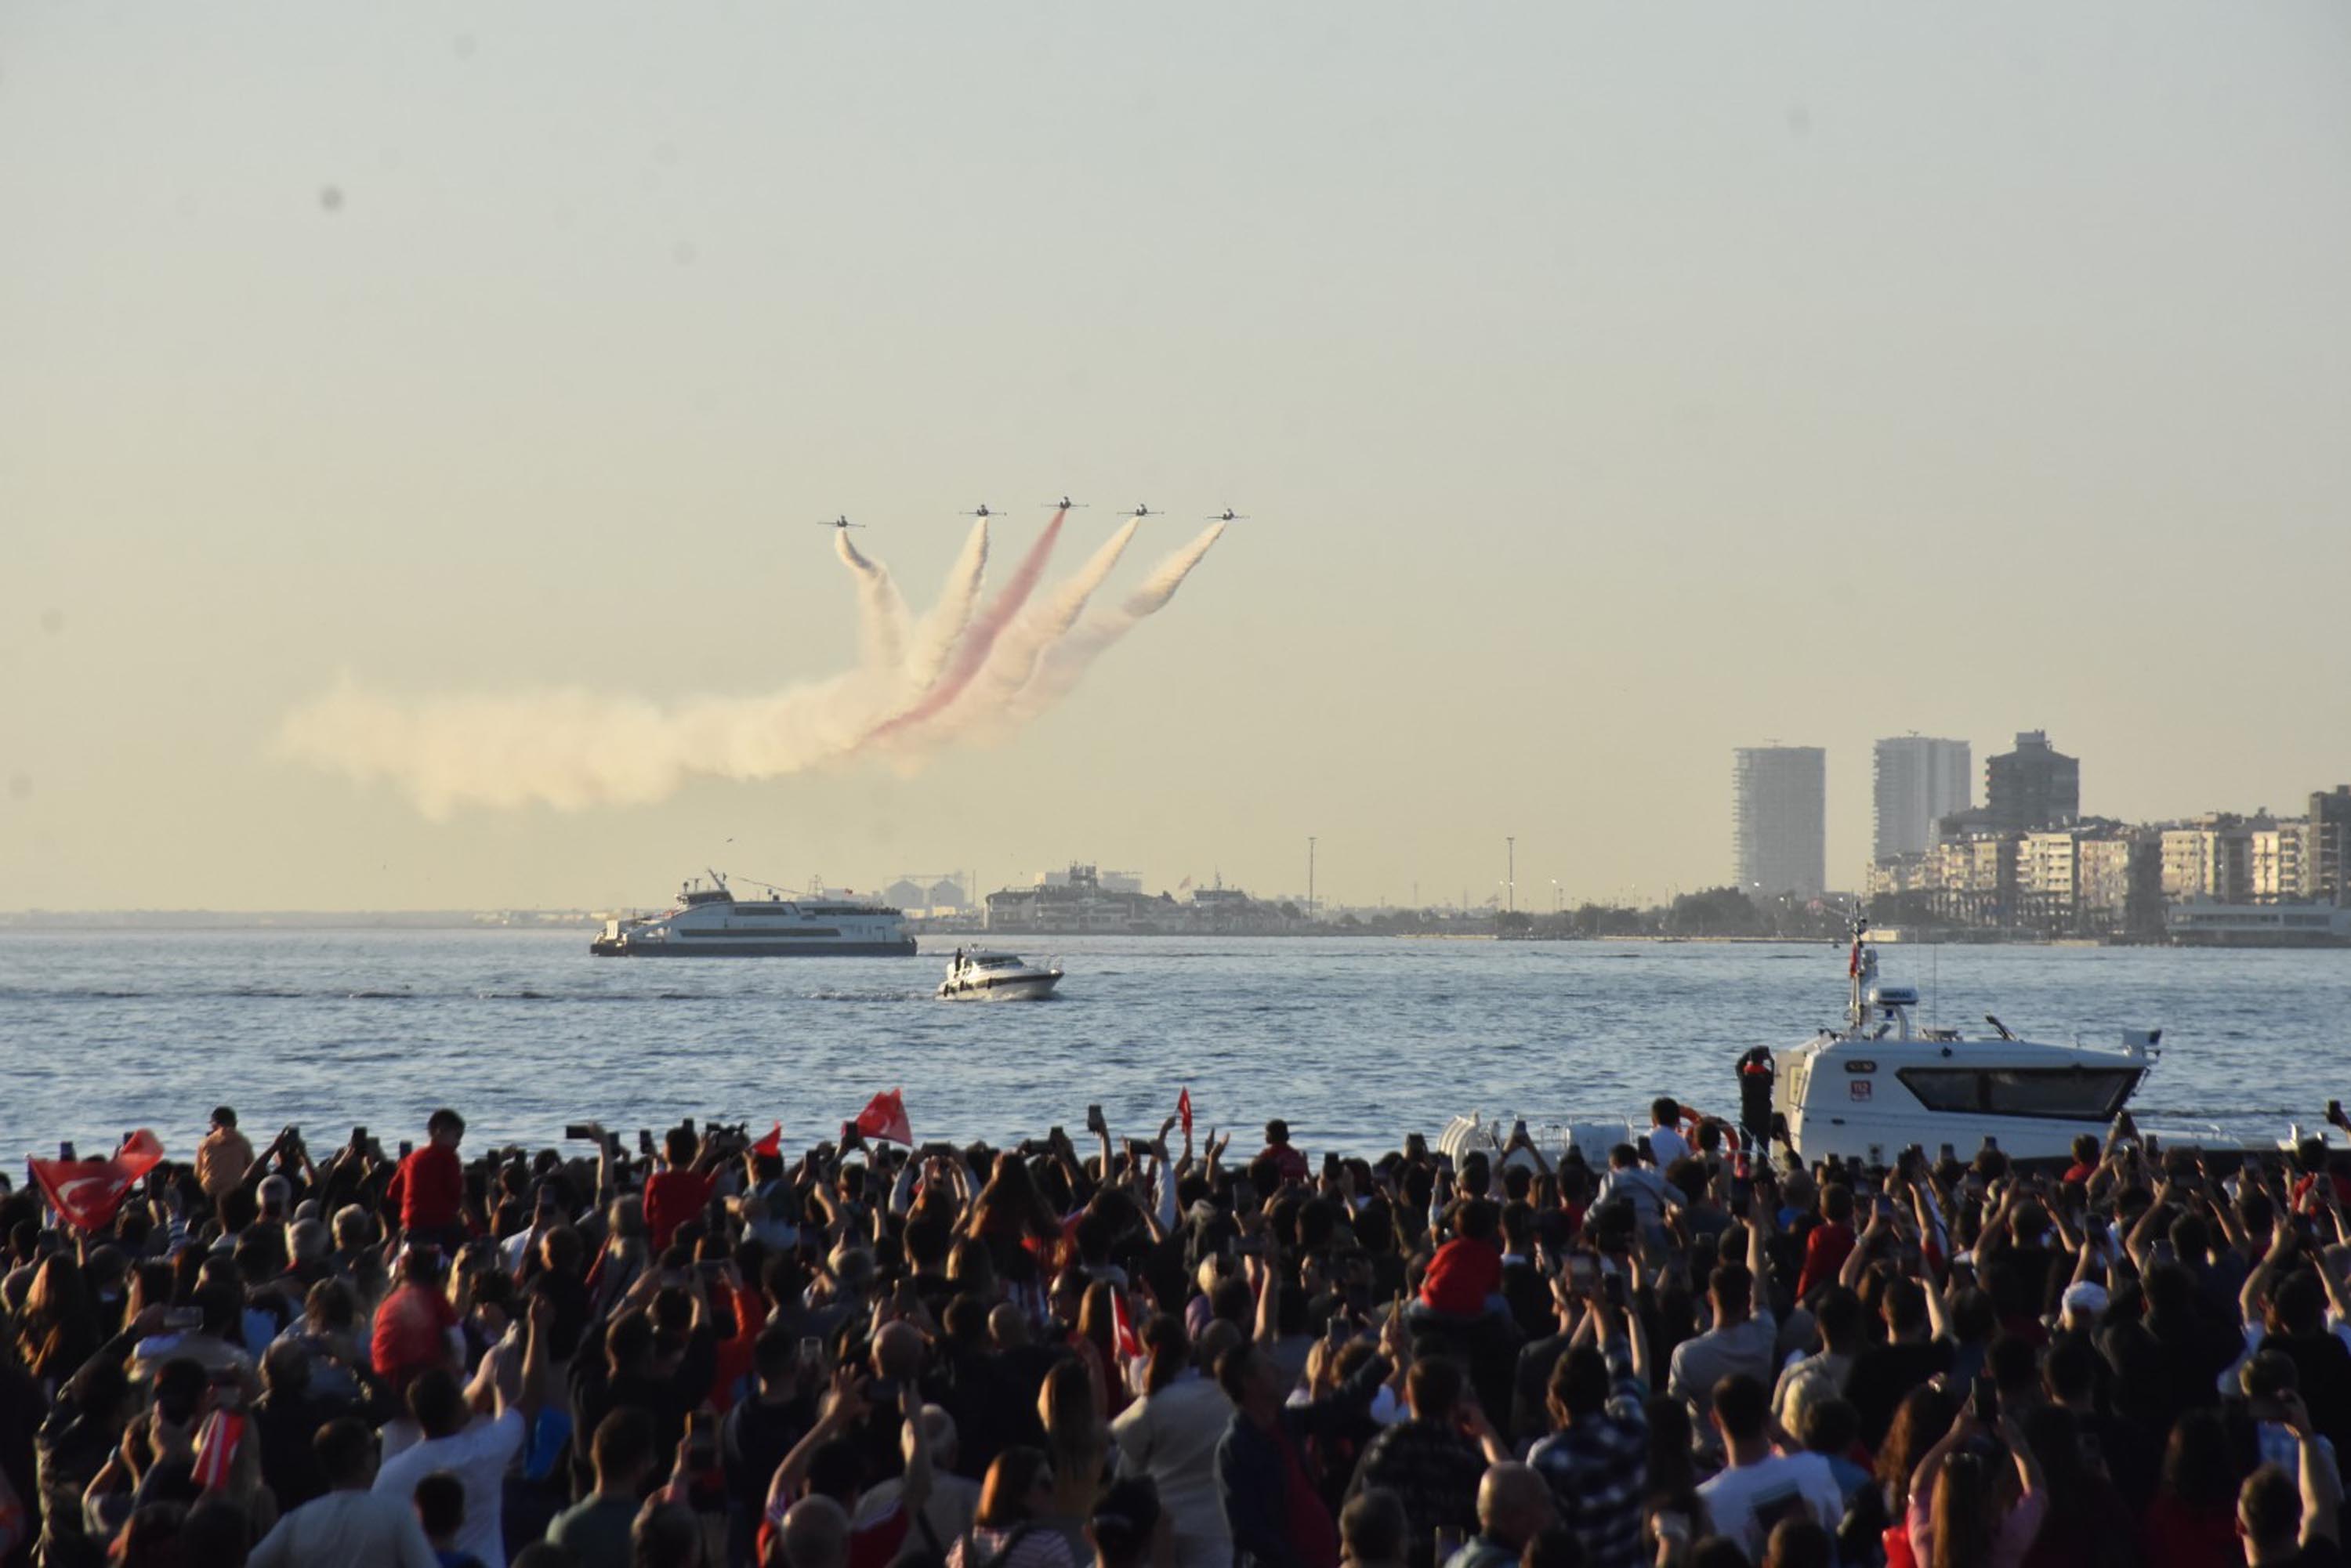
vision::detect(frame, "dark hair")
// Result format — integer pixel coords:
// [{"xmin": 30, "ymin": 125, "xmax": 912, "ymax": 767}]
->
[
  {"xmin": 1521, "ymin": 1524, "xmax": 1588, "ymax": 1568},
  {"xmin": 1764, "ymin": 1516, "xmax": 1833, "ymax": 1568},
  {"xmin": 408, "ymin": 1367, "xmax": 468, "ymax": 1439},
  {"xmin": 314, "ymin": 1416, "xmax": 377, "ymax": 1486},
  {"xmin": 1407, "ymin": 1356, "xmax": 1464, "ymax": 1417},
  {"xmin": 1799, "ymin": 1397, "xmax": 1859, "ymax": 1457},
  {"xmin": 2160, "ymin": 1409, "xmax": 2241, "ymax": 1508},
  {"xmin": 1215, "ymin": 1342, "xmax": 1257, "ymax": 1404},
  {"xmin": 1089, "ymin": 1476, "xmax": 1164, "ymax": 1568},
  {"xmin": 426, "ymin": 1108, "xmax": 465, "ymax": 1139},
  {"xmin": 211, "ymin": 1106, "xmax": 237, "ymax": 1129},
  {"xmin": 806, "ymin": 1436, "xmax": 864, "ymax": 1503},
  {"xmin": 592, "ymin": 1407, "xmax": 657, "ymax": 1479},
  {"xmin": 1552, "ymin": 1345, "xmax": 1610, "ymax": 1421},
  {"xmin": 1144, "ymin": 1314, "xmax": 1190, "ymax": 1396},
  {"xmin": 1339, "ymin": 1489, "xmax": 1407, "ymax": 1563},
  {"xmin": 1711, "ymin": 1374, "xmax": 1768, "ymax": 1443},
  {"xmin": 976, "ymin": 1447, "xmax": 1051, "ymax": 1528},
  {"xmin": 2241, "ymin": 1464, "xmax": 2303, "ymax": 1547},
  {"xmin": 413, "ymin": 1469, "xmax": 466, "ymax": 1538},
  {"xmin": 1265, "ymin": 1121, "xmax": 1291, "ymax": 1146}
]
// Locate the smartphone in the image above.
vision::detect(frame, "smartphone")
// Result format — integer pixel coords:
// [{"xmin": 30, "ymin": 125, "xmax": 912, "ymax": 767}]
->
[
  {"xmin": 1085, "ymin": 1104, "xmax": 1106, "ymax": 1134},
  {"xmin": 682, "ymin": 1117, "xmax": 697, "ymax": 1135},
  {"xmin": 1970, "ymin": 1374, "xmax": 1998, "ymax": 1423},
  {"xmin": 1939, "ymin": 1143, "xmax": 1955, "ymax": 1163},
  {"xmin": 1603, "ymin": 1271, "xmax": 1628, "ymax": 1309},
  {"xmin": 59, "ymin": 1142, "xmax": 77, "ymax": 1162},
  {"xmin": 1567, "ymin": 1255, "xmax": 1599, "ymax": 1295},
  {"xmin": 1326, "ymin": 1316, "xmax": 1350, "ymax": 1347},
  {"xmin": 398, "ymin": 1139, "xmax": 414, "ymax": 1159},
  {"xmin": 639, "ymin": 1129, "xmax": 654, "ymax": 1157},
  {"xmin": 563, "ymin": 1124, "xmax": 595, "ymax": 1142},
  {"xmin": 352, "ymin": 1125, "xmax": 368, "ymax": 1147},
  {"xmin": 799, "ymin": 1335, "xmax": 826, "ymax": 1371}
]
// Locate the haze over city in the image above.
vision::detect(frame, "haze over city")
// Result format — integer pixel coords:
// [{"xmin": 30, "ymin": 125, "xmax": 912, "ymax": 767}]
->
[{"xmin": 4, "ymin": 5, "xmax": 2347, "ymax": 912}]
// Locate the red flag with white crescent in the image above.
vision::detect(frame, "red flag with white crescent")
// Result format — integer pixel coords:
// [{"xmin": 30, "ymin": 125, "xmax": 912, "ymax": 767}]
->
[
  {"xmin": 1176, "ymin": 1088, "xmax": 1193, "ymax": 1138},
  {"xmin": 854, "ymin": 1089, "xmax": 914, "ymax": 1146},
  {"xmin": 752, "ymin": 1121, "xmax": 782, "ymax": 1159},
  {"xmin": 28, "ymin": 1130, "xmax": 164, "ymax": 1233},
  {"xmin": 1111, "ymin": 1287, "xmax": 1144, "ymax": 1362}
]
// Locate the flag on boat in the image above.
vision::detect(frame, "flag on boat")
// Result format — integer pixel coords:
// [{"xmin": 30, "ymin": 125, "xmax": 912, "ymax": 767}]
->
[
  {"xmin": 855, "ymin": 1089, "xmax": 914, "ymax": 1146},
  {"xmin": 28, "ymin": 1131, "xmax": 164, "ymax": 1233},
  {"xmin": 1176, "ymin": 1087, "xmax": 1193, "ymax": 1138}
]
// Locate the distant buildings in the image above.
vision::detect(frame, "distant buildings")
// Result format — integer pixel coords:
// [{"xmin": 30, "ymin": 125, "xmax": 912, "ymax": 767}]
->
[
  {"xmin": 1985, "ymin": 730, "xmax": 2080, "ymax": 835},
  {"xmin": 1733, "ymin": 746, "xmax": 1826, "ymax": 900},
  {"xmin": 982, "ymin": 864, "xmax": 1296, "ymax": 934},
  {"xmin": 1873, "ymin": 737, "xmax": 1971, "ymax": 860}
]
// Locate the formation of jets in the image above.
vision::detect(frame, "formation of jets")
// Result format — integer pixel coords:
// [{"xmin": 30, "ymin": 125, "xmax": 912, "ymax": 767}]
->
[{"xmin": 816, "ymin": 500, "xmax": 1254, "ymax": 532}]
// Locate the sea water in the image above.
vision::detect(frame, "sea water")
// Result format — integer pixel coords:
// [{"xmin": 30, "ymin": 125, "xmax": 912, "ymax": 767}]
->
[{"xmin": 2, "ymin": 931, "xmax": 2346, "ymax": 1161}]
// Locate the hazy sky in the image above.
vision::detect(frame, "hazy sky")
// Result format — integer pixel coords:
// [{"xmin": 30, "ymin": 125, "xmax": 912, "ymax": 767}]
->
[{"xmin": 4, "ymin": 4, "xmax": 2348, "ymax": 913}]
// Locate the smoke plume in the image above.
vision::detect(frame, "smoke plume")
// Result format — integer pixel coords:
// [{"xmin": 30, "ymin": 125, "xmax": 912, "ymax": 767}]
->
[{"xmin": 279, "ymin": 506, "xmax": 1221, "ymax": 815}]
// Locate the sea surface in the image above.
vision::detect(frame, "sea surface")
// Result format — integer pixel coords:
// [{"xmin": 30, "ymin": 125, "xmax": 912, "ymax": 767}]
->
[{"xmin": 2, "ymin": 932, "xmax": 2347, "ymax": 1161}]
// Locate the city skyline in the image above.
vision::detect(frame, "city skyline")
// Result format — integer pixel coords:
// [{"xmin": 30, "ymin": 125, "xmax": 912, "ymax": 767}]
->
[{"xmin": 5, "ymin": 6, "xmax": 2349, "ymax": 912}]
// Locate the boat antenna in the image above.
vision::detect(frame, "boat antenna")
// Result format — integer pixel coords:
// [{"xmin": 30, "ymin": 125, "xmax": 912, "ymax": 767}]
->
[
  {"xmin": 1846, "ymin": 909, "xmax": 1871, "ymax": 1032},
  {"xmin": 1931, "ymin": 940, "xmax": 1939, "ymax": 1033}
]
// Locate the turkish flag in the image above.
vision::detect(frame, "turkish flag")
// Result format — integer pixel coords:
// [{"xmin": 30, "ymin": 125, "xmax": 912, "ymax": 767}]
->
[
  {"xmin": 854, "ymin": 1089, "xmax": 913, "ymax": 1146},
  {"xmin": 192, "ymin": 1408, "xmax": 246, "ymax": 1492},
  {"xmin": 29, "ymin": 1130, "xmax": 165, "ymax": 1233},
  {"xmin": 751, "ymin": 1121, "xmax": 782, "ymax": 1159},
  {"xmin": 1176, "ymin": 1088, "xmax": 1193, "ymax": 1138},
  {"xmin": 1110, "ymin": 1286, "xmax": 1145, "ymax": 1362}
]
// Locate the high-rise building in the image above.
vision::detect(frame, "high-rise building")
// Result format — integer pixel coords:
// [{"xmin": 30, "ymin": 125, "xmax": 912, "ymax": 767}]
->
[
  {"xmin": 1733, "ymin": 746, "xmax": 1826, "ymax": 899},
  {"xmin": 2312, "ymin": 787, "xmax": 2351, "ymax": 907},
  {"xmin": 1873, "ymin": 737, "xmax": 1972, "ymax": 861},
  {"xmin": 1985, "ymin": 730, "xmax": 2080, "ymax": 834}
]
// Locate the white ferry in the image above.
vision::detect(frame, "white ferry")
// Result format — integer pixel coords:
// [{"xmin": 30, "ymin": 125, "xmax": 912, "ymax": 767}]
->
[{"xmin": 591, "ymin": 871, "xmax": 917, "ymax": 958}]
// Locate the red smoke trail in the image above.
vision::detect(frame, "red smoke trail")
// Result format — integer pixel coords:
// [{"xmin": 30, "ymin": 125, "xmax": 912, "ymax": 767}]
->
[{"xmin": 868, "ymin": 508, "xmax": 1066, "ymax": 739}]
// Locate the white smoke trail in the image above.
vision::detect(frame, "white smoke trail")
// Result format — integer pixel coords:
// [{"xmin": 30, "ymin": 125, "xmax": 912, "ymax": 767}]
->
[
  {"xmin": 1005, "ymin": 522, "xmax": 1226, "ymax": 722},
  {"xmin": 901, "ymin": 520, "xmax": 990, "ymax": 693},
  {"xmin": 897, "ymin": 517, "xmax": 1139, "ymax": 744},
  {"xmin": 279, "ymin": 514, "xmax": 1222, "ymax": 816},
  {"xmin": 835, "ymin": 528, "xmax": 908, "ymax": 679}
]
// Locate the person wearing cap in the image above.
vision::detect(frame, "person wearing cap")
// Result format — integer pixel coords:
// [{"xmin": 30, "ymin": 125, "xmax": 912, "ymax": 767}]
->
[{"xmin": 197, "ymin": 1106, "xmax": 255, "ymax": 1200}]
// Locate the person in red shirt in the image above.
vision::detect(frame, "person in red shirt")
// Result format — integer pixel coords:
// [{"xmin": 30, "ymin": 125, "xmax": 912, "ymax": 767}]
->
[
  {"xmin": 2059, "ymin": 1133, "xmax": 2103, "ymax": 1189},
  {"xmin": 372, "ymin": 1244, "xmax": 460, "ymax": 1396},
  {"xmin": 645, "ymin": 1125, "xmax": 720, "ymax": 1253},
  {"xmin": 385, "ymin": 1106, "xmax": 468, "ymax": 1253},
  {"xmin": 1795, "ymin": 1184, "xmax": 1858, "ymax": 1302}
]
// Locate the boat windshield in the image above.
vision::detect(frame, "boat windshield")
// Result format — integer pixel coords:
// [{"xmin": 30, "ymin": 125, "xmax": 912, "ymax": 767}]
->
[{"xmin": 1895, "ymin": 1066, "xmax": 2143, "ymax": 1121}]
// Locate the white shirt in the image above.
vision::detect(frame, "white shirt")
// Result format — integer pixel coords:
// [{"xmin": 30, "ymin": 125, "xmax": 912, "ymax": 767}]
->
[
  {"xmin": 1646, "ymin": 1125, "xmax": 1692, "ymax": 1168},
  {"xmin": 249, "ymin": 1487, "xmax": 441, "ymax": 1568},
  {"xmin": 1697, "ymin": 1451, "xmax": 1847, "ymax": 1560},
  {"xmin": 373, "ymin": 1407, "xmax": 526, "ymax": 1566}
]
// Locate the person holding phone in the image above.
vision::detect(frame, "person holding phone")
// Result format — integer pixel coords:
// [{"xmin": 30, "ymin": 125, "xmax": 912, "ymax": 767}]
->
[
  {"xmin": 1527, "ymin": 1276, "xmax": 1650, "ymax": 1566},
  {"xmin": 1900, "ymin": 1399, "xmax": 2045, "ymax": 1568}
]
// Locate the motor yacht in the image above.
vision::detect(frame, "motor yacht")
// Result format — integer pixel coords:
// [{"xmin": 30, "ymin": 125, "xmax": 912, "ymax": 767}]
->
[
  {"xmin": 1442, "ymin": 917, "xmax": 2165, "ymax": 1169},
  {"xmin": 937, "ymin": 948, "xmax": 1063, "ymax": 1001},
  {"xmin": 591, "ymin": 871, "xmax": 917, "ymax": 957}
]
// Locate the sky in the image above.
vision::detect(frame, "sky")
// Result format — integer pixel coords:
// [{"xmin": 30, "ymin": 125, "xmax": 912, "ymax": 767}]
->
[{"xmin": 3, "ymin": 3, "xmax": 2348, "ymax": 913}]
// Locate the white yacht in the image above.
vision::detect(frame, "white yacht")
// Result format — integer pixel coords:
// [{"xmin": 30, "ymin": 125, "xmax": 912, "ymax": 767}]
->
[
  {"xmin": 937, "ymin": 948, "xmax": 1063, "ymax": 1001},
  {"xmin": 1442, "ymin": 917, "xmax": 2165, "ymax": 1169},
  {"xmin": 591, "ymin": 871, "xmax": 917, "ymax": 958},
  {"xmin": 1747, "ymin": 923, "xmax": 2161, "ymax": 1164}
]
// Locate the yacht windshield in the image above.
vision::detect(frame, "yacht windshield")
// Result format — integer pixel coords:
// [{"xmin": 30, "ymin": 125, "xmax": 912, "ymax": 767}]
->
[{"xmin": 1896, "ymin": 1066, "xmax": 2142, "ymax": 1121}]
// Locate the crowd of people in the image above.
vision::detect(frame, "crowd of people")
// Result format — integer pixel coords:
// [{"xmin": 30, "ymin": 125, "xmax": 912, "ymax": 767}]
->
[{"xmin": 2, "ymin": 1093, "xmax": 2349, "ymax": 1568}]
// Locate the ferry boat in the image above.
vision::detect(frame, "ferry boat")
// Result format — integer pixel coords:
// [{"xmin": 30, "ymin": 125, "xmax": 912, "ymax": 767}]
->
[
  {"xmin": 937, "ymin": 948, "xmax": 1063, "ymax": 1001},
  {"xmin": 591, "ymin": 871, "xmax": 917, "ymax": 958}
]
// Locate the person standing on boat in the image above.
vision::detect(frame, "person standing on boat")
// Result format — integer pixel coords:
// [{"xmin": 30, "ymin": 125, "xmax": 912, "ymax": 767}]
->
[{"xmin": 1643, "ymin": 1100, "xmax": 1690, "ymax": 1168}]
